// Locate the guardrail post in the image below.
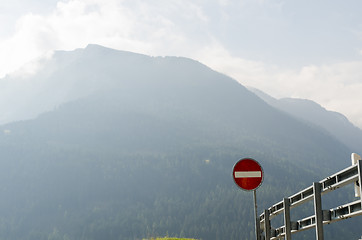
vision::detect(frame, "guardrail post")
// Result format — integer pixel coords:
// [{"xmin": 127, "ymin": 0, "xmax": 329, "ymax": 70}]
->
[
  {"xmin": 264, "ymin": 209, "xmax": 271, "ymax": 240},
  {"xmin": 283, "ymin": 198, "xmax": 292, "ymax": 240},
  {"xmin": 313, "ymin": 182, "xmax": 324, "ymax": 240},
  {"xmin": 358, "ymin": 160, "xmax": 362, "ymax": 203}
]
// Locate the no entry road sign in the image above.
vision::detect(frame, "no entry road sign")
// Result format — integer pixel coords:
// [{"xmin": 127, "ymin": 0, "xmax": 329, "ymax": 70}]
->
[{"xmin": 233, "ymin": 158, "xmax": 263, "ymax": 191}]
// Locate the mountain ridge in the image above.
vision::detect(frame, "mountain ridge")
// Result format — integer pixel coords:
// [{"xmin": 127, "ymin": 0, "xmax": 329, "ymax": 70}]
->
[
  {"xmin": 0, "ymin": 45, "xmax": 359, "ymax": 240},
  {"xmin": 249, "ymin": 87, "xmax": 362, "ymax": 151},
  {"xmin": 4, "ymin": 45, "xmax": 350, "ymax": 167}
]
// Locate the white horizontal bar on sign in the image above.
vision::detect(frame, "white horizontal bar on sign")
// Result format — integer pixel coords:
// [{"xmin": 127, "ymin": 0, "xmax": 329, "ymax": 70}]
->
[{"xmin": 235, "ymin": 171, "xmax": 261, "ymax": 178}]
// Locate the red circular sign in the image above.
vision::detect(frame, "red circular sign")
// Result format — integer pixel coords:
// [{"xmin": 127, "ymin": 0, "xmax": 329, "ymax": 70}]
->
[{"xmin": 232, "ymin": 158, "xmax": 263, "ymax": 191}]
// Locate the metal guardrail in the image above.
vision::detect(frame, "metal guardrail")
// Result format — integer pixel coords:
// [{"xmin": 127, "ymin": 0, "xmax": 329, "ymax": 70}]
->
[{"xmin": 259, "ymin": 158, "xmax": 362, "ymax": 240}]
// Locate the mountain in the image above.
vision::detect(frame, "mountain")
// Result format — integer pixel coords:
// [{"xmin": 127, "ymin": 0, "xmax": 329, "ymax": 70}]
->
[
  {"xmin": 0, "ymin": 45, "xmax": 360, "ymax": 240},
  {"xmin": 249, "ymin": 87, "xmax": 362, "ymax": 152}
]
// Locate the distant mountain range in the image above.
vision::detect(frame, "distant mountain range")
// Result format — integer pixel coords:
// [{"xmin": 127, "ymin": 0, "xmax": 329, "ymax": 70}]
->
[
  {"xmin": 0, "ymin": 45, "xmax": 360, "ymax": 240},
  {"xmin": 249, "ymin": 87, "xmax": 362, "ymax": 152}
]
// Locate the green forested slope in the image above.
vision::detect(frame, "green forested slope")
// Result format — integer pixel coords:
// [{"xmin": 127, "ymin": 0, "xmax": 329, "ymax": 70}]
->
[{"xmin": 0, "ymin": 45, "xmax": 360, "ymax": 240}]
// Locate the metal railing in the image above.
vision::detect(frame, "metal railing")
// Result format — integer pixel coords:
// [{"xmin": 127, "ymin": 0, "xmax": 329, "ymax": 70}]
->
[{"xmin": 259, "ymin": 157, "xmax": 362, "ymax": 240}]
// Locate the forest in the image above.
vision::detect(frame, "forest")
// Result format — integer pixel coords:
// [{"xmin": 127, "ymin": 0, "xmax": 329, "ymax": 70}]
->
[{"xmin": 0, "ymin": 45, "xmax": 360, "ymax": 240}]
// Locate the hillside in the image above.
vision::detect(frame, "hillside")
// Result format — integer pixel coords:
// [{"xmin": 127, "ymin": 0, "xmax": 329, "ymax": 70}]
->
[
  {"xmin": 249, "ymin": 87, "xmax": 362, "ymax": 152},
  {"xmin": 0, "ymin": 45, "xmax": 360, "ymax": 240}
]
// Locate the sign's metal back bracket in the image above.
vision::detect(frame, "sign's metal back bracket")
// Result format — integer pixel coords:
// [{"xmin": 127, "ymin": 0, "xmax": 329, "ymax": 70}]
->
[{"xmin": 259, "ymin": 156, "xmax": 362, "ymax": 240}]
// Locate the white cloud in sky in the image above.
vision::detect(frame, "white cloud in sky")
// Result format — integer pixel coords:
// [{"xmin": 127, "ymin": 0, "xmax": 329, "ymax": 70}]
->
[
  {"xmin": 1, "ymin": 0, "xmax": 362, "ymax": 129},
  {"xmin": 0, "ymin": 0, "xmax": 212, "ymax": 78},
  {"xmin": 197, "ymin": 43, "xmax": 362, "ymax": 128}
]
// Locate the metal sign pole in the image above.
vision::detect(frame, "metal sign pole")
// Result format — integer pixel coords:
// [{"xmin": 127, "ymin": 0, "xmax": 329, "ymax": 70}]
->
[
  {"xmin": 254, "ymin": 190, "xmax": 260, "ymax": 240},
  {"xmin": 233, "ymin": 158, "xmax": 263, "ymax": 240}
]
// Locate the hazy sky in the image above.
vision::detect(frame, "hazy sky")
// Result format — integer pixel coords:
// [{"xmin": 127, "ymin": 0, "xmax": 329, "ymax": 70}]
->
[{"xmin": 2, "ymin": 0, "xmax": 362, "ymax": 128}]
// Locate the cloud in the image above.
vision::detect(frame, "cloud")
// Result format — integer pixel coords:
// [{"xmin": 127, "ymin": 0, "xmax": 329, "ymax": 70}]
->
[
  {"xmin": 0, "ymin": 0, "xmax": 217, "ymax": 124},
  {"xmin": 2, "ymin": 0, "xmax": 362, "ymax": 129},
  {"xmin": 0, "ymin": 12, "xmax": 59, "ymax": 77},
  {"xmin": 291, "ymin": 62, "xmax": 362, "ymax": 128},
  {"xmin": 197, "ymin": 43, "xmax": 362, "ymax": 128},
  {"xmin": 0, "ymin": 0, "xmax": 215, "ymax": 78}
]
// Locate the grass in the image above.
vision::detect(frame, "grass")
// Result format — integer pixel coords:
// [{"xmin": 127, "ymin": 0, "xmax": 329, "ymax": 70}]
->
[{"xmin": 144, "ymin": 238, "xmax": 198, "ymax": 240}]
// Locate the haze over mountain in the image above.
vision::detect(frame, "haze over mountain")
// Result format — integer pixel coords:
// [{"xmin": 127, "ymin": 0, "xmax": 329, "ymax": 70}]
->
[
  {"xmin": 0, "ymin": 45, "xmax": 360, "ymax": 240},
  {"xmin": 249, "ymin": 87, "xmax": 362, "ymax": 152}
]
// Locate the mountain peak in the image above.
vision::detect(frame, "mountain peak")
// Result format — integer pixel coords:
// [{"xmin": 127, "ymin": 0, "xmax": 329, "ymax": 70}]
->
[
  {"xmin": 0, "ymin": 44, "xmax": 358, "ymax": 240},
  {"xmin": 82, "ymin": 44, "xmax": 149, "ymax": 59},
  {"xmin": 84, "ymin": 43, "xmax": 122, "ymax": 53}
]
